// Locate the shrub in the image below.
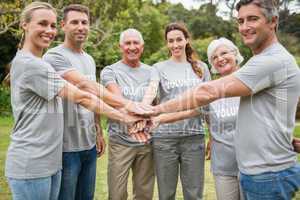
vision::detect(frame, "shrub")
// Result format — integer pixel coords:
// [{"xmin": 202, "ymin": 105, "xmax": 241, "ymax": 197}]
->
[{"xmin": 0, "ymin": 85, "xmax": 11, "ymax": 116}]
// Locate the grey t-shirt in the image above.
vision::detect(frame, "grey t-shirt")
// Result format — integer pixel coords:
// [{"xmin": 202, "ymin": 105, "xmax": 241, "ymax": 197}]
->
[
  {"xmin": 233, "ymin": 42, "xmax": 300, "ymax": 175},
  {"xmin": 151, "ymin": 59, "xmax": 211, "ymax": 138},
  {"xmin": 209, "ymin": 97, "xmax": 240, "ymax": 176},
  {"xmin": 100, "ymin": 61, "xmax": 153, "ymax": 146},
  {"xmin": 44, "ymin": 45, "xmax": 96, "ymax": 152},
  {"xmin": 5, "ymin": 50, "xmax": 66, "ymax": 179}
]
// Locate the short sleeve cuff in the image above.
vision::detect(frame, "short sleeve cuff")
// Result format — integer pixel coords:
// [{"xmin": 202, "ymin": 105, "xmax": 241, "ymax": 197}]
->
[
  {"xmin": 101, "ymin": 80, "xmax": 117, "ymax": 87},
  {"xmin": 233, "ymin": 71, "xmax": 255, "ymax": 93},
  {"xmin": 59, "ymin": 68, "xmax": 76, "ymax": 76},
  {"xmin": 47, "ymin": 74, "xmax": 68, "ymax": 101}
]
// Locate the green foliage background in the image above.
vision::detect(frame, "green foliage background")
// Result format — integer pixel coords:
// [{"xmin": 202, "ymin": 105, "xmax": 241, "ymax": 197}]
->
[
  {"xmin": 0, "ymin": 0, "xmax": 300, "ymax": 114},
  {"xmin": 0, "ymin": 1, "xmax": 300, "ymax": 198}
]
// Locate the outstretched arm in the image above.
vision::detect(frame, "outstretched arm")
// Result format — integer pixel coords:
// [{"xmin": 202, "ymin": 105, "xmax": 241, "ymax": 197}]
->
[
  {"xmin": 154, "ymin": 109, "xmax": 200, "ymax": 124},
  {"xmin": 129, "ymin": 80, "xmax": 159, "ymax": 134},
  {"xmin": 153, "ymin": 74, "xmax": 251, "ymax": 114},
  {"xmin": 58, "ymin": 82, "xmax": 141, "ymax": 124},
  {"xmin": 62, "ymin": 70, "xmax": 154, "ymax": 115},
  {"xmin": 63, "ymin": 70, "xmax": 125, "ymax": 107},
  {"xmin": 142, "ymin": 80, "xmax": 159, "ymax": 105},
  {"xmin": 148, "ymin": 109, "xmax": 201, "ymax": 133}
]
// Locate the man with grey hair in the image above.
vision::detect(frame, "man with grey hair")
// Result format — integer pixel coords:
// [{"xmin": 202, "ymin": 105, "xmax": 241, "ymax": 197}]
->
[
  {"xmin": 100, "ymin": 28, "xmax": 154, "ymax": 200},
  {"xmin": 119, "ymin": 28, "xmax": 144, "ymax": 45},
  {"xmin": 150, "ymin": 0, "xmax": 300, "ymax": 199},
  {"xmin": 44, "ymin": 5, "xmax": 153, "ymax": 200}
]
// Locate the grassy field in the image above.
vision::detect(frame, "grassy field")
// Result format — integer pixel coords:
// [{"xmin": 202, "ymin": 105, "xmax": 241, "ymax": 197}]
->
[{"xmin": 0, "ymin": 116, "xmax": 300, "ymax": 200}]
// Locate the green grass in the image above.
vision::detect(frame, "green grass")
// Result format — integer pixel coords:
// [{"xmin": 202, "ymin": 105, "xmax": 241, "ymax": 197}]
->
[
  {"xmin": 294, "ymin": 122, "xmax": 300, "ymax": 137},
  {"xmin": 1, "ymin": 116, "xmax": 300, "ymax": 200},
  {"xmin": 0, "ymin": 117, "xmax": 13, "ymax": 200}
]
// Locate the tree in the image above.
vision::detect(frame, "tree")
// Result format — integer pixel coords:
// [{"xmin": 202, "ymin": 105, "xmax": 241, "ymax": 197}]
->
[
  {"xmin": 0, "ymin": 0, "xmax": 299, "ymax": 82},
  {"xmin": 189, "ymin": 3, "xmax": 236, "ymax": 39}
]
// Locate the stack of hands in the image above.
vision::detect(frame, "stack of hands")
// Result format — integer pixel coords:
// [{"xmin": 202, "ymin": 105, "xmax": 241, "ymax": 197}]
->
[
  {"xmin": 121, "ymin": 102, "xmax": 160, "ymax": 144},
  {"xmin": 119, "ymin": 102, "xmax": 300, "ymax": 152}
]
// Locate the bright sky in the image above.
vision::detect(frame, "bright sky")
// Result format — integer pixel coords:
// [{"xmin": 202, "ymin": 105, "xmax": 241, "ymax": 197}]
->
[
  {"xmin": 168, "ymin": 0, "xmax": 234, "ymax": 20},
  {"xmin": 168, "ymin": 0, "xmax": 300, "ymax": 16},
  {"xmin": 167, "ymin": 0, "xmax": 234, "ymax": 19},
  {"xmin": 168, "ymin": 0, "xmax": 204, "ymax": 9}
]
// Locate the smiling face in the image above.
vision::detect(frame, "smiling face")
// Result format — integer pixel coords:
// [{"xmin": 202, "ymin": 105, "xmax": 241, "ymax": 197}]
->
[
  {"xmin": 237, "ymin": 3, "xmax": 277, "ymax": 54},
  {"xmin": 22, "ymin": 9, "xmax": 57, "ymax": 53},
  {"xmin": 120, "ymin": 32, "xmax": 144, "ymax": 67},
  {"xmin": 166, "ymin": 29, "xmax": 188, "ymax": 60},
  {"xmin": 211, "ymin": 45, "xmax": 238, "ymax": 76},
  {"xmin": 62, "ymin": 11, "xmax": 89, "ymax": 46}
]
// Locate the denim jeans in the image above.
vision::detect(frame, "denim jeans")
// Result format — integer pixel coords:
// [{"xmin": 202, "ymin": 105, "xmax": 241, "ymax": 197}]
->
[
  {"xmin": 8, "ymin": 170, "xmax": 61, "ymax": 200},
  {"xmin": 58, "ymin": 146, "xmax": 97, "ymax": 200},
  {"xmin": 240, "ymin": 164, "xmax": 300, "ymax": 200},
  {"xmin": 153, "ymin": 134, "xmax": 205, "ymax": 200}
]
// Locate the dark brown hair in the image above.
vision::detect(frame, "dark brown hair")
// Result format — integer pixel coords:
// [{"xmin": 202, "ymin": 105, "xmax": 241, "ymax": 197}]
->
[
  {"xmin": 165, "ymin": 22, "xmax": 203, "ymax": 78},
  {"xmin": 62, "ymin": 4, "xmax": 89, "ymax": 21}
]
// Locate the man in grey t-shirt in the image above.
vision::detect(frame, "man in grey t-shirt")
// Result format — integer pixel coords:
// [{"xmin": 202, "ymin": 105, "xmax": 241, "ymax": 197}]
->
[
  {"xmin": 44, "ymin": 5, "xmax": 104, "ymax": 200},
  {"xmin": 152, "ymin": 1, "xmax": 300, "ymax": 199},
  {"xmin": 100, "ymin": 28, "xmax": 154, "ymax": 200}
]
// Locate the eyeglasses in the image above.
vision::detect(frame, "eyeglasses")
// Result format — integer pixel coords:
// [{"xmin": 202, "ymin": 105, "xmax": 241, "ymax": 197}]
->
[{"xmin": 211, "ymin": 50, "xmax": 236, "ymax": 62}]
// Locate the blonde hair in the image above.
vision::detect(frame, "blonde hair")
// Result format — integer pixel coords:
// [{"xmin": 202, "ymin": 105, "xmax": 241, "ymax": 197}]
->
[{"xmin": 18, "ymin": 1, "xmax": 56, "ymax": 49}]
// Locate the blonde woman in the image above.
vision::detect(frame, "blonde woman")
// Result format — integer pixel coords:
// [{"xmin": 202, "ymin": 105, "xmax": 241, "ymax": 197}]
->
[{"xmin": 5, "ymin": 2, "xmax": 141, "ymax": 200}]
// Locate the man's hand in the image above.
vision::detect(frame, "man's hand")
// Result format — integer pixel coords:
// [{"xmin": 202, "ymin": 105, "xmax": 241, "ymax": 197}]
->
[
  {"xmin": 205, "ymin": 138, "xmax": 212, "ymax": 160},
  {"xmin": 123, "ymin": 114, "xmax": 144, "ymax": 125},
  {"xmin": 95, "ymin": 123, "xmax": 106, "ymax": 157},
  {"xmin": 127, "ymin": 120, "xmax": 153, "ymax": 144},
  {"xmin": 96, "ymin": 134, "xmax": 106, "ymax": 157},
  {"xmin": 144, "ymin": 116, "xmax": 160, "ymax": 134},
  {"xmin": 293, "ymin": 137, "xmax": 300, "ymax": 153},
  {"xmin": 125, "ymin": 101, "xmax": 155, "ymax": 116},
  {"xmin": 130, "ymin": 131, "xmax": 151, "ymax": 144},
  {"xmin": 128, "ymin": 120, "xmax": 147, "ymax": 135}
]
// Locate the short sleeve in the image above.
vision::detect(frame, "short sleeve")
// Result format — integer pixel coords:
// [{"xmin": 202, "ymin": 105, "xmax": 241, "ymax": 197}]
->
[
  {"xmin": 100, "ymin": 66, "xmax": 117, "ymax": 86},
  {"xmin": 233, "ymin": 55, "xmax": 286, "ymax": 94},
  {"xmin": 150, "ymin": 65, "xmax": 160, "ymax": 82},
  {"xmin": 43, "ymin": 51, "xmax": 75, "ymax": 75},
  {"xmin": 199, "ymin": 62, "xmax": 211, "ymax": 112},
  {"xmin": 200, "ymin": 62, "xmax": 211, "ymax": 82},
  {"xmin": 24, "ymin": 60, "xmax": 67, "ymax": 100}
]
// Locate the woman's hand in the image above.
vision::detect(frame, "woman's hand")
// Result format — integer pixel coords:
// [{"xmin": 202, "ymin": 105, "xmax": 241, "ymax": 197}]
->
[{"xmin": 205, "ymin": 138, "xmax": 212, "ymax": 160}]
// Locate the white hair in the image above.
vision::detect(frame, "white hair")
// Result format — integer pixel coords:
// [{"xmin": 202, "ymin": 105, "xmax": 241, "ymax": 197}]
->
[
  {"xmin": 119, "ymin": 28, "xmax": 144, "ymax": 45},
  {"xmin": 207, "ymin": 37, "xmax": 244, "ymax": 74}
]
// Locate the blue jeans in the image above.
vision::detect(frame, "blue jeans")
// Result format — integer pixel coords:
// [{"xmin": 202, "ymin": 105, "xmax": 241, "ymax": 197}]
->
[
  {"xmin": 240, "ymin": 164, "xmax": 300, "ymax": 200},
  {"xmin": 58, "ymin": 146, "xmax": 97, "ymax": 200},
  {"xmin": 8, "ymin": 170, "xmax": 61, "ymax": 200}
]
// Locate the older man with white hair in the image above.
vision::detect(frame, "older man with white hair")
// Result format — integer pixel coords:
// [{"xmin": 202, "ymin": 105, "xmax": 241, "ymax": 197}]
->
[{"xmin": 100, "ymin": 28, "xmax": 154, "ymax": 200}]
